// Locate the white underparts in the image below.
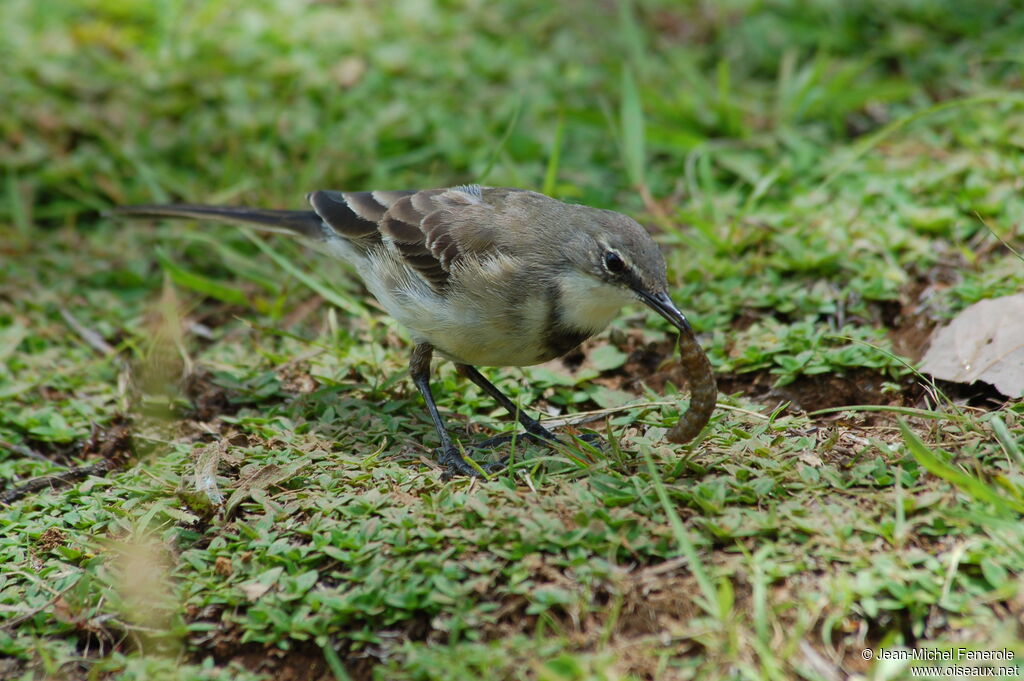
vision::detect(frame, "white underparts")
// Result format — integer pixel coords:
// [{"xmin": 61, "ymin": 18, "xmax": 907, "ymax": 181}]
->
[
  {"xmin": 314, "ymin": 228, "xmax": 633, "ymax": 367},
  {"xmin": 555, "ymin": 270, "xmax": 635, "ymax": 336}
]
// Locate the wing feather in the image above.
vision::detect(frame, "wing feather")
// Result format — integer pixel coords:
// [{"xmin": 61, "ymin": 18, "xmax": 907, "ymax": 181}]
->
[
  {"xmin": 337, "ymin": 191, "xmax": 389, "ymax": 222},
  {"xmin": 309, "ymin": 185, "xmax": 529, "ymax": 292}
]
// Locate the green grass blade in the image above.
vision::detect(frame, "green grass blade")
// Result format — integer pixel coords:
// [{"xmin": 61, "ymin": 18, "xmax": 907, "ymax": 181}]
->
[
  {"xmin": 991, "ymin": 415, "xmax": 1024, "ymax": 470},
  {"xmin": 478, "ymin": 95, "xmax": 524, "ymax": 184},
  {"xmin": 155, "ymin": 249, "xmax": 250, "ymax": 307},
  {"xmin": 240, "ymin": 229, "xmax": 370, "ymax": 321},
  {"xmin": 640, "ymin": 445, "xmax": 717, "ymax": 617},
  {"xmin": 899, "ymin": 420, "xmax": 1024, "ymax": 515},
  {"xmin": 617, "ymin": 0, "xmax": 646, "ymax": 75},
  {"xmin": 541, "ymin": 114, "xmax": 565, "ymax": 197},
  {"xmin": 820, "ymin": 92, "xmax": 1024, "ymax": 189},
  {"xmin": 321, "ymin": 641, "xmax": 354, "ymax": 681},
  {"xmin": 5, "ymin": 168, "xmax": 31, "ymax": 234},
  {"xmin": 808, "ymin": 405, "xmax": 957, "ymax": 420},
  {"xmin": 620, "ymin": 66, "xmax": 647, "ymax": 190}
]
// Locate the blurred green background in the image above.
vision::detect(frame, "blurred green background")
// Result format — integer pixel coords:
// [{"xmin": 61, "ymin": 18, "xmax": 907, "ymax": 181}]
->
[{"xmin": 4, "ymin": 0, "xmax": 1022, "ymax": 218}]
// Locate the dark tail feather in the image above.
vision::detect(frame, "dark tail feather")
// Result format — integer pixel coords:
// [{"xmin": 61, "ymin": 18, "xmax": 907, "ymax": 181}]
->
[{"xmin": 112, "ymin": 204, "xmax": 326, "ymax": 240}]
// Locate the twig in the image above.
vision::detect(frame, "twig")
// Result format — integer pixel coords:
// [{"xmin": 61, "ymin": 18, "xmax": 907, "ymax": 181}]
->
[
  {"xmin": 0, "ymin": 423, "xmax": 133, "ymax": 505},
  {"xmin": 0, "ymin": 438, "xmax": 56, "ymax": 465},
  {"xmin": 536, "ymin": 398, "xmax": 762, "ymax": 429},
  {"xmin": 0, "ymin": 459, "xmax": 118, "ymax": 505},
  {"xmin": 59, "ymin": 307, "xmax": 116, "ymax": 356}
]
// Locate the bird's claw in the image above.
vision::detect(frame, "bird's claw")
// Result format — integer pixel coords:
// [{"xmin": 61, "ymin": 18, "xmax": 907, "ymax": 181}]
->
[
  {"xmin": 437, "ymin": 445, "xmax": 490, "ymax": 479},
  {"xmin": 435, "ymin": 429, "xmax": 606, "ymax": 477}
]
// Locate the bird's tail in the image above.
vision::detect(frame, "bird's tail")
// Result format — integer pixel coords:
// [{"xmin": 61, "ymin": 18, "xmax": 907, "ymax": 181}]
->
[{"xmin": 112, "ymin": 204, "xmax": 325, "ymax": 240}]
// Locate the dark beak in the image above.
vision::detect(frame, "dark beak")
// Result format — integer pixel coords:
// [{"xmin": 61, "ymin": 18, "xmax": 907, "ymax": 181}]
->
[{"xmin": 635, "ymin": 289, "xmax": 692, "ymax": 334}]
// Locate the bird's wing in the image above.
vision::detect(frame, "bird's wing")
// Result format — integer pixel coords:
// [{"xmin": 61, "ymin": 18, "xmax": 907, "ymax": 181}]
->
[
  {"xmin": 308, "ymin": 185, "xmax": 526, "ymax": 291},
  {"xmin": 306, "ymin": 189, "xmax": 414, "ymax": 245}
]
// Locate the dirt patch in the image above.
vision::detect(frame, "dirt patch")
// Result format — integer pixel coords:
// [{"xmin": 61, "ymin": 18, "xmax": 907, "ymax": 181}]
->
[
  {"xmin": 211, "ymin": 641, "xmax": 336, "ymax": 681},
  {"xmin": 884, "ymin": 277, "xmax": 945, "ymax": 363},
  {"xmin": 776, "ymin": 370, "xmax": 912, "ymax": 411},
  {"xmin": 560, "ymin": 331, "xmax": 694, "ymax": 397},
  {"xmin": 0, "ymin": 659, "xmax": 27, "ymax": 681},
  {"xmin": 81, "ymin": 419, "xmax": 134, "ymax": 461},
  {"xmin": 717, "ymin": 368, "xmax": 923, "ymax": 413},
  {"xmin": 194, "ymin": 619, "xmax": 430, "ymax": 681}
]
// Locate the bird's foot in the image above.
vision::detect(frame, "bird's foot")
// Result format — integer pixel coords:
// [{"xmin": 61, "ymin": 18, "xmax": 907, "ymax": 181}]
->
[
  {"xmin": 474, "ymin": 427, "xmax": 605, "ymax": 451},
  {"xmin": 436, "ymin": 430, "xmax": 606, "ymax": 478},
  {"xmin": 436, "ymin": 445, "xmax": 504, "ymax": 479}
]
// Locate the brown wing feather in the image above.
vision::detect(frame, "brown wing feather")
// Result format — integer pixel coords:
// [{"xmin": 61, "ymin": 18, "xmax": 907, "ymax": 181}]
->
[
  {"xmin": 336, "ymin": 191, "xmax": 388, "ymax": 222},
  {"xmin": 310, "ymin": 185, "xmax": 527, "ymax": 292},
  {"xmin": 307, "ymin": 189, "xmax": 420, "ymax": 244},
  {"xmin": 377, "ymin": 195, "xmax": 451, "ymax": 287}
]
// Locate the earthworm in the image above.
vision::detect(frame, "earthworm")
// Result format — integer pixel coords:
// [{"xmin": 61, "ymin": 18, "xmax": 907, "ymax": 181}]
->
[{"xmin": 665, "ymin": 324, "xmax": 717, "ymax": 444}]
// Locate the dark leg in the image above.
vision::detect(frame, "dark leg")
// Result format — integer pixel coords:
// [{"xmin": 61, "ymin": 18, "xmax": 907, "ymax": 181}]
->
[
  {"xmin": 455, "ymin": 364, "xmax": 603, "ymax": 452},
  {"xmin": 409, "ymin": 344, "xmax": 484, "ymax": 477},
  {"xmin": 455, "ymin": 364, "xmax": 558, "ymax": 441}
]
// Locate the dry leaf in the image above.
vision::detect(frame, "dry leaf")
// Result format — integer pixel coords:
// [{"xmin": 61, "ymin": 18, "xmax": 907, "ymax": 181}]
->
[
  {"xmin": 52, "ymin": 596, "xmax": 77, "ymax": 625},
  {"xmin": 224, "ymin": 461, "xmax": 307, "ymax": 518},
  {"xmin": 214, "ymin": 556, "xmax": 233, "ymax": 577},
  {"xmin": 919, "ymin": 293, "xmax": 1024, "ymax": 398},
  {"xmin": 240, "ymin": 581, "xmax": 272, "ymax": 601},
  {"xmin": 193, "ymin": 440, "xmax": 226, "ymax": 505},
  {"xmin": 332, "ymin": 56, "xmax": 366, "ymax": 88},
  {"xmin": 800, "ymin": 452, "xmax": 823, "ymax": 467}
]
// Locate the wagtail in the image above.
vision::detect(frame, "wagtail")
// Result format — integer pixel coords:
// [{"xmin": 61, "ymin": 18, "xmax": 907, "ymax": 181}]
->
[{"xmin": 116, "ymin": 185, "xmax": 716, "ymax": 476}]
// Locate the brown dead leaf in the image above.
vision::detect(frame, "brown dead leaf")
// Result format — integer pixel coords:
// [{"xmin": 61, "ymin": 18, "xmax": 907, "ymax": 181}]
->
[
  {"xmin": 52, "ymin": 596, "xmax": 77, "ymax": 625},
  {"xmin": 332, "ymin": 56, "xmax": 366, "ymax": 87},
  {"xmin": 214, "ymin": 556, "xmax": 233, "ymax": 577},
  {"xmin": 240, "ymin": 581, "xmax": 273, "ymax": 601},
  {"xmin": 37, "ymin": 527, "xmax": 67, "ymax": 551},
  {"xmin": 225, "ymin": 461, "xmax": 308, "ymax": 518},
  {"xmin": 919, "ymin": 293, "xmax": 1024, "ymax": 398},
  {"xmin": 799, "ymin": 452, "xmax": 824, "ymax": 467}
]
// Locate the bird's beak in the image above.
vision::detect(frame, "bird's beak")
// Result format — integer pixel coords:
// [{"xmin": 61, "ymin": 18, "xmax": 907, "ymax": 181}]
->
[{"xmin": 635, "ymin": 289, "xmax": 693, "ymax": 334}]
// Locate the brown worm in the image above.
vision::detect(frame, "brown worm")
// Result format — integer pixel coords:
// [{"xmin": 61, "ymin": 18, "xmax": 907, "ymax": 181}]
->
[{"xmin": 665, "ymin": 325, "xmax": 717, "ymax": 444}]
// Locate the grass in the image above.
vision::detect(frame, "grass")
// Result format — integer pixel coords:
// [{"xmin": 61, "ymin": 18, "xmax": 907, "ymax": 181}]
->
[{"xmin": 2, "ymin": 0, "xmax": 1024, "ymax": 679}]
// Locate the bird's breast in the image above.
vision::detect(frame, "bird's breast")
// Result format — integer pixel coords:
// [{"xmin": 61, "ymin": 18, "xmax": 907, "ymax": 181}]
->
[
  {"xmin": 358, "ymin": 256, "xmax": 633, "ymax": 368},
  {"xmin": 429, "ymin": 291, "xmax": 569, "ymax": 367}
]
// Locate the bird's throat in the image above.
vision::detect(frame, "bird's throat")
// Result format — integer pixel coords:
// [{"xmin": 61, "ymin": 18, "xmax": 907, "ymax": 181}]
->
[{"xmin": 544, "ymin": 271, "xmax": 635, "ymax": 358}]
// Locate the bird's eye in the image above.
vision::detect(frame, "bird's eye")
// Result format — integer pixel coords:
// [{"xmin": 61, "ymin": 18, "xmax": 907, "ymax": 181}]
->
[{"xmin": 603, "ymin": 251, "xmax": 626, "ymax": 274}]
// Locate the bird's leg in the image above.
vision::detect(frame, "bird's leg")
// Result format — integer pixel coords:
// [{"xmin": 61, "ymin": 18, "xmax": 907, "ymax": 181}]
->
[
  {"xmin": 410, "ymin": 344, "xmax": 485, "ymax": 477},
  {"xmin": 456, "ymin": 364, "xmax": 557, "ymax": 443},
  {"xmin": 455, "ymin": 364, "xmax": 604, "ymax": 452}
]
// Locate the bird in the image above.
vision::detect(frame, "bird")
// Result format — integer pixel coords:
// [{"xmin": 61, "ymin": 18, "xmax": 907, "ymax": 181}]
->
[{"xmin": 115, "ymin": 185, "xmax": 716, "ymax": 476}]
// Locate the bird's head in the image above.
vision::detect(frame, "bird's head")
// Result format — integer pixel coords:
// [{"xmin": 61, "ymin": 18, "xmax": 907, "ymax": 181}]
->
[{"xmin": 554, "ymin": 206, "xmax": 693, "ymax": 336}]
